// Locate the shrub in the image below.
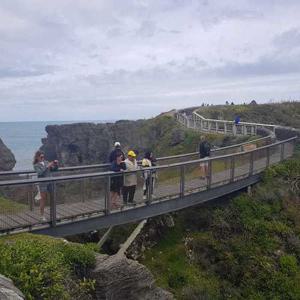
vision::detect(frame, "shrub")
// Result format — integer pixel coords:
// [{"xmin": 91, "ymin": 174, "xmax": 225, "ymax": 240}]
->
[{"xmin": 0, "ymin": 234, "xmax": 96, "ymax": 300}]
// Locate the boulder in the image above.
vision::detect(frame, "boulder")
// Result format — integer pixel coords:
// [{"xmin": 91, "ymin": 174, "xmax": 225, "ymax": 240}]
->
[
  {"xmin": 0, "ymin": 274, "xmax": 24, "ymax": 300},
  {"xmin": 92, "ymin": 254, "xmax": 173, "ymax": 300},
  {"xmin": 0, "ymin": 138, "xmax": 16, "ymax": 171}
]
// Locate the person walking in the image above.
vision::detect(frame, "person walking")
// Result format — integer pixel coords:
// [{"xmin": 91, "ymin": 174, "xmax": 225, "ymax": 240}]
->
[
  {"xmin": 109, "ymin": 142, "xmax": 125, "ymax": 163},
  {"xmin": 142, "ymin": 151, "xmax": 156, "ymax": 200},
  {"xmin": 199, "ymin": 136, "xmax": 211, "ymax": 179},
  {"xmin": 110, "ymin": 153, "xmax": 126, "ymax": 209},
  {"xmin": 33, "ymin": 151, "xmax": 58, "ymax": 221},
  {"xmin": 123, "ymin": 150, "xmax": 139, "ymax": 205}
]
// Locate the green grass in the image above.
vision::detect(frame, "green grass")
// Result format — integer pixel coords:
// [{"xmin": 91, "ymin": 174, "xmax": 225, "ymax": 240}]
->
[
  {"xmin": 141, "ymin": 221, "xmax": 221, "ymax": 299},
  {"xmin": 0, "ymin": 196, "xmax": 27, "ymax": 213}
]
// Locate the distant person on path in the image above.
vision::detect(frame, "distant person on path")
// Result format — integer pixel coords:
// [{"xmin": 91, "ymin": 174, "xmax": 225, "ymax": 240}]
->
[
  {"xmin": 142, "ymin": 151, "xmax": 156, "ymax": 200},
  {"xmin": 110, "ymin": 153, "xmax": 126, "ymax": 210},
  {"xmin": 199, "ymin": 136, "xmax": 211, "ymax": 179},
  {"xmin": 234, "ymin": 116, "xmax": 241, "ymax": 125},
  {"xmin": 123, "ymin": 150, "xmax": 139, "ymax": 205},
  {"xmin": 109, "ymin": 142, "xmax": 125, "ymax": 163},
  {"xmin": 33, "ymin": 150, "xmax": 58, "ymax": 221}
]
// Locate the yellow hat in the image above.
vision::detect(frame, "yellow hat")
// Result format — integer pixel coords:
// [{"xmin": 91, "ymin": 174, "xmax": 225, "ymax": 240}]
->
[{"xmin": 128, "ymin": 150, "xmax": 136, "ymax": 157}]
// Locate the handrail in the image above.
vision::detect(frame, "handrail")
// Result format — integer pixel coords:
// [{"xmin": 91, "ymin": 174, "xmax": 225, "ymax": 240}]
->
[
  {"xmin": 0, "ymin": 133, "xmax": 273, "ymax": 178},
  {"xmin": 0, "ymin": 136, "xmax": 296, "ymax": 187},
  {"xmin": 192, "ymin": 111, "xmax": 277, "ymax": 128}
]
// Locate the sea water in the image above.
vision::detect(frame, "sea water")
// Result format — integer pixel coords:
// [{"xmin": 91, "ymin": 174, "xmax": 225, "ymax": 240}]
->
[{"xmin": 0, "ymin": 121, "xmax": 109, "ymax": 170}]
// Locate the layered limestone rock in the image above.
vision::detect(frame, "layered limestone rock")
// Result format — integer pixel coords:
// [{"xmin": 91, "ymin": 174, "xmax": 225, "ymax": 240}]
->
[
  {"xmin": 0, "ymin": 274, "xmax": 24, "ymax": 300},
  {"xmin": 92, "ymin": 254, "xmax": 173, "ymax": 300},
  {"xmin": 40, "ymin": 117, "xmax": 186, "ymax": 166},
  {"xmin": 0, "ymin": 138, "xmax": 16, "ymax": 171}
]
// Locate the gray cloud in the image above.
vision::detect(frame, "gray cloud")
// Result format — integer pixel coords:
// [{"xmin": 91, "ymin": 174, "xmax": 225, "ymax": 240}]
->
[{"xmin": 0, "ymin": 0, "xmax": 300, "ymax": 121}]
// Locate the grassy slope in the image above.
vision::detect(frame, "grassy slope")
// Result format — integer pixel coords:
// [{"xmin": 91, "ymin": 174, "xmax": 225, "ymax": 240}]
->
[
  {"xmin": 141, "ymin": 150, "xmax": 300, "ymax": 299},
  {"xmin": 197, "ymin": 101, "xmax": 300, "ymax": 128},
  {"xmin": 0, "ymin": 233, "xmax": 97, "ymax": 300}
]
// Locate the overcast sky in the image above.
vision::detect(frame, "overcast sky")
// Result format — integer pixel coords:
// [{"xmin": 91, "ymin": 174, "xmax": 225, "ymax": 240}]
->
[{"xmin": 0, "ymin": 0, "xmax": 300, "ymax": 121}]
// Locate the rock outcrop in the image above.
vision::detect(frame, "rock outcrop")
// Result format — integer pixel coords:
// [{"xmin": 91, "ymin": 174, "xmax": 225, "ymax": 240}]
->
[
  {"xmin": 0, "ymin": 274, "xmax": 24, "ymax": 300},
  {"xmin": 40, "ymin": 117, "xmax": 186, "ymax": 166},
  {"xmin": 0, "ymin": 138, "xmax": 16, "ymax": 171},
  {"xmin": 92, "ymin": 254, "xmax": 173, "ymax": 300}
]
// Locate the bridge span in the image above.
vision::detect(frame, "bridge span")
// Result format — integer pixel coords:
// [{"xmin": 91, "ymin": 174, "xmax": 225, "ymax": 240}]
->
[{"xmin": 0, "ymin": 111, "xmax": 297, "ymax": 236}]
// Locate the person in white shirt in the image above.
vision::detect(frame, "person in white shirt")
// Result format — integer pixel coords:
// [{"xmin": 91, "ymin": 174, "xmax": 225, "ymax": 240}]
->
[{"xmin": 123, "ymin": 150, "xmax": 139, "ymax": 204}]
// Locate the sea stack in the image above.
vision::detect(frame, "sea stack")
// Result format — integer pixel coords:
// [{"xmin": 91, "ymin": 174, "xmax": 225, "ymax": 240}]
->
[{"xmin": 0, "ymin": 137, "xmax": 16, "ymax": 171}]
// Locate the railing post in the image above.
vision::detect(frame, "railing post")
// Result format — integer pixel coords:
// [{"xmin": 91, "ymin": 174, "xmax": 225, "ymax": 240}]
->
[
  {"xmin": 266, "ymin": 147, "xmax": 270, "ymax": 167},
  {"xmin": 207, "ymin": 160, "xmax": 212, "ymax": 189},
  {"xmin": 280, "ymin": 143, "xmax": 285, "ymax": 161},
  {"xmin": 216, "ymin": 122, "xmax": 219, "ymax": 132},
  {"xmin": 180, "ymin": 165, "xmax": 185, "ymax": 198},
  {"xmin": 27, "ymin": 174, "xmax": 34, "ymax": 211},
  {"xmin": 224, "ymin": 122, "xmax": 227, "ymax": 134},
  {"xmin": 81, "ymin": 179, "xmax": 86, "ymax": 202},
  {"xmin": 105, "ymin": 176, "xmax": 111, "ymax": 215},
  {"xmin": 147, "ymin": 170, "xmax": 153, "ymax": 204},
  {"xmin": 49, "ymin": 182, "xmax": 57, "ymax": 227},
  {"xmin": 230, "ymin": 156, "xmax": 235, "ymax": 182},
  {"xmin": 249, "ymin": 152, "xmax": 254, "ymax": 176},
  {"xmin": 233, "ymin": 124, "xmax": 237, "ymax": 136}
]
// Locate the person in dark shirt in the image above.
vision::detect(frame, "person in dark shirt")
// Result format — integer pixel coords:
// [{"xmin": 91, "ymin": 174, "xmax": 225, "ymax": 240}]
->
[
  {"xmin": 109, "ymin": 142, "xmax": 125, "ymax": 163},
  {"xmin": 199, "ymin": 136, "xmax": 211, "ymax": 179},
  {"xmin": 110, "ymin": 153, "xmax": 126, "ymax": 209}
]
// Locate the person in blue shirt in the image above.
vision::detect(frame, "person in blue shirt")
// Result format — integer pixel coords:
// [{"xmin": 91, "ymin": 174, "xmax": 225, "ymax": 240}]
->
[
  {"xmin": 234, "ymin": 116, "xmax": 241, "ymax": 125},
  {"xmin": 110, "ymin": 153, "xmax": 126, "ymax": 210}
]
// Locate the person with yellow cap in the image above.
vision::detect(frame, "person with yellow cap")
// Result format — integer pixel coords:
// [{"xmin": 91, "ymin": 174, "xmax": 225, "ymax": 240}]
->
[{"xmin": 123, "ymin": 150, "xmax": 139, "ymax": 204}]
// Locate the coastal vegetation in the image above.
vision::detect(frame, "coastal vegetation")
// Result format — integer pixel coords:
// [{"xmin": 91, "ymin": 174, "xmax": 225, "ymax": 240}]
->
[
  {"xmin": 141, "ymin": 152, "xmax": 300, "ymax": 299},
  {"xmin": 0, "ymin": 234, "xmax": 96, "ymax": 299},
  {"xmin": 198, "ymin": 101, "xmax": 300, "ymax": 128}
]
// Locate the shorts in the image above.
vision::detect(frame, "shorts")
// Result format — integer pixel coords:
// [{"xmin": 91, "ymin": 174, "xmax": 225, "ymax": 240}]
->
[
  {"xmin": 110, "ymin": 181, "xmax": 122, "ymax": 195},
  {"xmin": 199, "ymin": 156, "xmax": 209, "ymax": 167},
  {"xmin": 38, "ymin": 183, "xmax": 51, "ymax": 193}
]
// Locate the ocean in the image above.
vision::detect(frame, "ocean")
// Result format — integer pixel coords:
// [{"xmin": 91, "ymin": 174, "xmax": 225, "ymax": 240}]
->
[{"xmin": 0, "ymin": 121, "xmax": 110, "ymax": 171}]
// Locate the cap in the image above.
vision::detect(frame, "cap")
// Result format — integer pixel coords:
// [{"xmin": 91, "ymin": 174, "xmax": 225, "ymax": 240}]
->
[
  {"xmin": 114, "ymin": 142, "xmax": 121, "ymax": 147},
  {"xmin": 128, "ymin": 150, "xmax": 136, "ymax": 157}
]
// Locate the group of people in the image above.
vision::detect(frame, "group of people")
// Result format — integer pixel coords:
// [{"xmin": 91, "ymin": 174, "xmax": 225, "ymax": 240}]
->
[
  {"xmin": 108, "ymin": 142, "xmax": 157, "ymax": 209},
  {"xmin": 32, "ymin": 136, "xmax": 211, "ymax": 220}
]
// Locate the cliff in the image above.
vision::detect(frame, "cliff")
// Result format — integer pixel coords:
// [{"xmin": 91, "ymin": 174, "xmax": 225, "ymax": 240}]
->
[
  {"xmin": 40, "ymin": 116, "xmax": 196, "ymax": 166},
  {"xmin": 0, "ymin": 138, "xmax": 16, "ymax": 171}
]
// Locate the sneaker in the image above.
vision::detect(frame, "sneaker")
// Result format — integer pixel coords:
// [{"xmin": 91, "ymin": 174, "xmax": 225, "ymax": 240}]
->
[
  {"xmin": 143, "ymin": 195, "xmax": 147, "ymax": 200},
  {"xmin": 40, "ymin": 215, "xmax": 47, "ymax": 222}
]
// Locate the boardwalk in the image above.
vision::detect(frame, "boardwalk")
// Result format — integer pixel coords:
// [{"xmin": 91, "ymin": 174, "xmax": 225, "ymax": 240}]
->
[{"xmin": 0, "ymin": 111, "xmax": 297, "ymax": 236}]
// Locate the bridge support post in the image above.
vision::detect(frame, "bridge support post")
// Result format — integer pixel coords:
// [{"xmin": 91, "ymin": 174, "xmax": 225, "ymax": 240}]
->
[
  {"xmin": 180, "ymin": 165, "xmax": 185, "ymax": 198},
  {"xmin": 247, "ymin": 185, "xmax": 252, "ymax": 195},
  {"xmin": 49, "ymin": 182, "xmax": 57, "ymax": 227}
]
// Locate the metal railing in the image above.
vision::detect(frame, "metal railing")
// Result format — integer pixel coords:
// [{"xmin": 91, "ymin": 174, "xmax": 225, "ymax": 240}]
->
[
  {"xmin": 0, "ymin": 136, "xmax": 296, "ymax": 234},
  {"xmin": 0, "ymin": 134, "xmax": 274, "ymax": 180},
  {"xmin": 177, "ymin": 109, "xmax": 277, "ymax": 136}
]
